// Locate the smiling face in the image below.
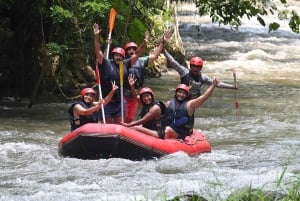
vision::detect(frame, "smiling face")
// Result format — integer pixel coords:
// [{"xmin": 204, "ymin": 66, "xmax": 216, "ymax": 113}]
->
[
  {"xmin": 141, "ymin": 93, "xmax": 153, "ymax": 105},
  {"xmin": 113, "ymin": 53, "xmax": 124, "ymax": 65},
  {"xmin": 175, "ymin": 89, "xmax": 188, "ymax": 101},
  {"xmin": 83, "ymin": 93, "xmax": 95, "ymax": 103},
  {"xmin": 126, "ymin": 47, "xmax": 137, "ymax": 57}
]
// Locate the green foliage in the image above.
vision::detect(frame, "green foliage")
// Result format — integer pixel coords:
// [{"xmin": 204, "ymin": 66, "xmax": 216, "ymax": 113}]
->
[
  {"xmin": 50, "ymin": 5, "xmax": 73, "ymax": 24},
  {"xmin": 278, "ymin": 9, "xmax": 300, "ymax": 33},
  {"xmin": 289, "ymin": 10, "xmax": 300, "ymax": 33},
  {"xmin": 194, "ymin": 0, "xmax": 300, "ymax": 33},
  {"xmin": 128, "ymin": 18, "xmax": 147, "ymax": 43},
  {"xmin": 78, "ymin": 1, "xmax": 110, "ymax": 26},
  {"xmin": 46, "ymin": 42, "xmax": 68, "ymax": 56},
  {"xmin": 269, "ymin": 22, "xmax": 280, "ymax": 32},
  {"xmin": 195, "ymin": 0, "xmax": 270, "ymax": 28}
]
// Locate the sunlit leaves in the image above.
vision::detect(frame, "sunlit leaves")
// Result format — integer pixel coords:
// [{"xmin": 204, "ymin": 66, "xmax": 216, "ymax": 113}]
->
[
  {"xmin": 46, "ymin": 42, "xmax": 68, "ymax": 56},
  {"xmin": 278, "ymin": 9, "xmax": 289, "ymax": 20},
  {"xmin": 195, "ymin": 0, "xmax": 264, "ymax": 29},
  {"xmin": 194, "ymin": 0, "xmax": 300, "ymax": 33},
  {"xmin": 80, "ymin": 1, "xmax": 109, "ymax": 21},
  {"xmin": 268, "ymin": 22, "xmax": 280, "ymax": 32},
  {"xmin": 50, "ymin": 5, "xmax": 73, "ymax": 24},
  {"xmin": 289, "ymin": 10, "xmax": 300, "ymax": 33}
]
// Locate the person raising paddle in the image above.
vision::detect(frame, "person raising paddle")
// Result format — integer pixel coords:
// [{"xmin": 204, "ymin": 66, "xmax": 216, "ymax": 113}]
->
[{"xmin": 93, "ymin": 23, "xmax": 145, "ymax": 124}]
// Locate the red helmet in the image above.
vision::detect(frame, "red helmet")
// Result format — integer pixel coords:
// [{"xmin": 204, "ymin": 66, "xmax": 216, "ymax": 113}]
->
[
  {"xmin": 112, "ymin": 47, "xmax": 125, "ymax": 57},
  {"xmin": 80, "ymin": 88, "xmax": 96, "ymax": 97},
  {"xmin": 139, "ymin": 87, "xmax": 154, "ymax": 104},
  {"xmin": 139, "ymin": 87, "xmax": 154, "ymax": 96},
  {"xmin": 190, "ymin": 56, "xmax": 203, "ymax": 67},
  {"xmin": 124, "ymin": 42, "xmax": 138, "ymax": 50},
  {"xmin": 176, "ymin": 84, "xmax": 190, "ymax": 94}
]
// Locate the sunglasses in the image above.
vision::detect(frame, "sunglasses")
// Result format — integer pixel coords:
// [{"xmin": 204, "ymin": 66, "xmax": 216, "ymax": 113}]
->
[{"xmin": 190, "ymin": 64, "xmax": 202, "ymax": 69}]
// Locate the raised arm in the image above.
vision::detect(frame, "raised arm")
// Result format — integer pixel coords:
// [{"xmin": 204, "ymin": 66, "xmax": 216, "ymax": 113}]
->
[
  {"xmin": 148, "ymin": 30, "xmax": 173, "ymax": 64},
  {"xmin": 129, "ymin": 31, "xmax": 149, "ymax": 65},
  {"xmin": 74, "ymin": 102, "xmax": 102, "ymax": 116},
  {"xmin": 93, "ymin": 23, "xmax": 104, "ymax": 64},
  {"xmin": 163, "ymin": 49, "xmax": 189, "ymax": 78},
  {"xmin": 187, "ymin": 77, "xmax": 219, "ymax": 115},
  {"xmin": 202, "ymin": 73, "xmax": 236, "ymax": 89},
  {"xmin": 122, "ymin": 104, "xmax": 161, "ymax": 127},
  {"xmin": 102, "ymin": 81, "xmax": 118, "ymax": 105},
  {"xmin": 128, "ymin": 74, "xmax": 138, "ymax": 99}
]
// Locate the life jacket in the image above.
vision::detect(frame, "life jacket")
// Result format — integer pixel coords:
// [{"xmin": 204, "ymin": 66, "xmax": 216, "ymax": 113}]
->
[
  {"xmin": 99, "ymin": 59, "xmax": 129, "ymax": 101},
  {"xmin": 181, "ymin": 71, "xmax": 204, "ymax": 99},
  {"xmin": 68, "ymin": 102, "xmax": 99, "ymax": 131},
  {"xmin": 139, "ymin": 101, "xmax": 165, "ymax": 131},
  {"xmin": 161, "ymin": 98, "xmax": 194, "ymax": 139},
  {"xmin": 125, "ymin": 57, "xmax": 148, "ymax": 97}
]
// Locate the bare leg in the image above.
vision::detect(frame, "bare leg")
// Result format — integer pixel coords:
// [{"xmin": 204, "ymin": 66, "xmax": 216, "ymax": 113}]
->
[
  {"xmin": 164, "ymin": 126, "xmax": 178, "ymax": 139},
  {"xmin": 113, "ymin": 116, "xmax": 122, "ymax": 124},
  {"xmin": 133, "ymin": 125, "xmax": 160, "ymax": 138},
  {"xmin": 105, "ymin": 118, "xmax": 113, "ymax": 124}
]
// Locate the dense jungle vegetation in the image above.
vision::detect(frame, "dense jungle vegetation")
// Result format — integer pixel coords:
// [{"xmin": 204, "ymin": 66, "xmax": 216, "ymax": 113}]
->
[{"xmin": 0, "ymin": 0, "xmax": 299, "ymax": 106}]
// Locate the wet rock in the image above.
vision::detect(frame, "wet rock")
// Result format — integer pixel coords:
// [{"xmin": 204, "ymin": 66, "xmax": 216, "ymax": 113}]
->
[{"xmin": 168, "ymin": 192, "xmax": 208, "ymax": 201}]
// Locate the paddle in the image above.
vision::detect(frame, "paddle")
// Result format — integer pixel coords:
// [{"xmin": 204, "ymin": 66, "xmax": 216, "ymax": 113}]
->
[
  {"xmin": 119, "ymin": 61, "xmax": 124, "ymax": 122},
  {"xmin": 233, "ymin": 68, "xmax": 239, "ymax": 115},
  {"xmin": 105, "ymin": 8, "xmax": 117, "ymax": 59},
  {"xmin": 95, "ymin": 61, "xmax": 106, "ymax": 123}
]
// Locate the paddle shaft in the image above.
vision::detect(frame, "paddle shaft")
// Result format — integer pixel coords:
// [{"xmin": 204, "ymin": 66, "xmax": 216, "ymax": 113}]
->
[
  {"xmin": 233, "ymin": 68, "xmax": 239, "ymax": 114},
  {"xmin": 119, "ymin": 61, "xmax": 124, "ymax": 122},
  {"xmin": 95, "ymin": 63, "xmax": 106, "ymax": 123}
]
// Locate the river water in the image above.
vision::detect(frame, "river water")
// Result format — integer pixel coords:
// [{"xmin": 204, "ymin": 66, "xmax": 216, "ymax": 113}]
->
[{"xmin": 1, "ymin": 2, "xmax": 300, "ymax": 201}]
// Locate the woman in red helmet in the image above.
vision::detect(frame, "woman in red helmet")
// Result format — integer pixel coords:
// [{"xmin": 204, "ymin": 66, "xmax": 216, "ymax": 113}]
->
[
  {"xmin": 163, "ymin": 49, "xmax": 237, "ymax": 99},
  {"xmin": 68, "ymin": 83, "xmax": 118, "ymax": 131},
  {"xmin": 121, "ymin": 86, "xmax": 165, "ymax": 131},
  {"xmin": 93, "ymin": 23, "xmax": 146, "ymax": 124},
  {"xmin": 123, "ymin": 30, "xmax": 173, "ymax": 123},
  {"xmin": 134, "ymin": 78, "xmax": 219, "ymax": 139}
]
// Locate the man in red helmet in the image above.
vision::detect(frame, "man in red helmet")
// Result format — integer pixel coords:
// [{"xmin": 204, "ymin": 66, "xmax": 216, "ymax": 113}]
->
[
  {"xmin": 93, "ymin": 23, "xmax": 145, "ymax": 124},
  {"xmin": 134, "ymin": 78, "xmax": 219, "ymax": 139},
  {"xmin": 123, "ymin": 30, "xmax": 173, "ymax": 123},
  {"xmin": 163, "ymin": 49, "xmax": 237, "ymax": 99},
  {"xmin": 68, "ymin": 84, "xmax": 118, "ymax": 131}
]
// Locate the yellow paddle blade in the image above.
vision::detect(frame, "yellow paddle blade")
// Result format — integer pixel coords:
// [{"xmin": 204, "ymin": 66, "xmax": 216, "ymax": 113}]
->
[{"xmin": 119, "ymin": 61, "xmax": 124, "ymax": 85}]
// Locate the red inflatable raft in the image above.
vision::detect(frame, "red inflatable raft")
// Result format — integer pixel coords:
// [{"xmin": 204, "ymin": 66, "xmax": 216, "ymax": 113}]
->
[{"xmin": 58, "ymin": 123, "xmax": 211, "ymax": 160}]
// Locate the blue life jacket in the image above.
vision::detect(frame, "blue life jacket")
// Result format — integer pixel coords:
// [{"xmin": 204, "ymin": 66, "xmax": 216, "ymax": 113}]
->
[{"xmin": 161, "ymin": 98, "xmax": 194, "ymax": 139}]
